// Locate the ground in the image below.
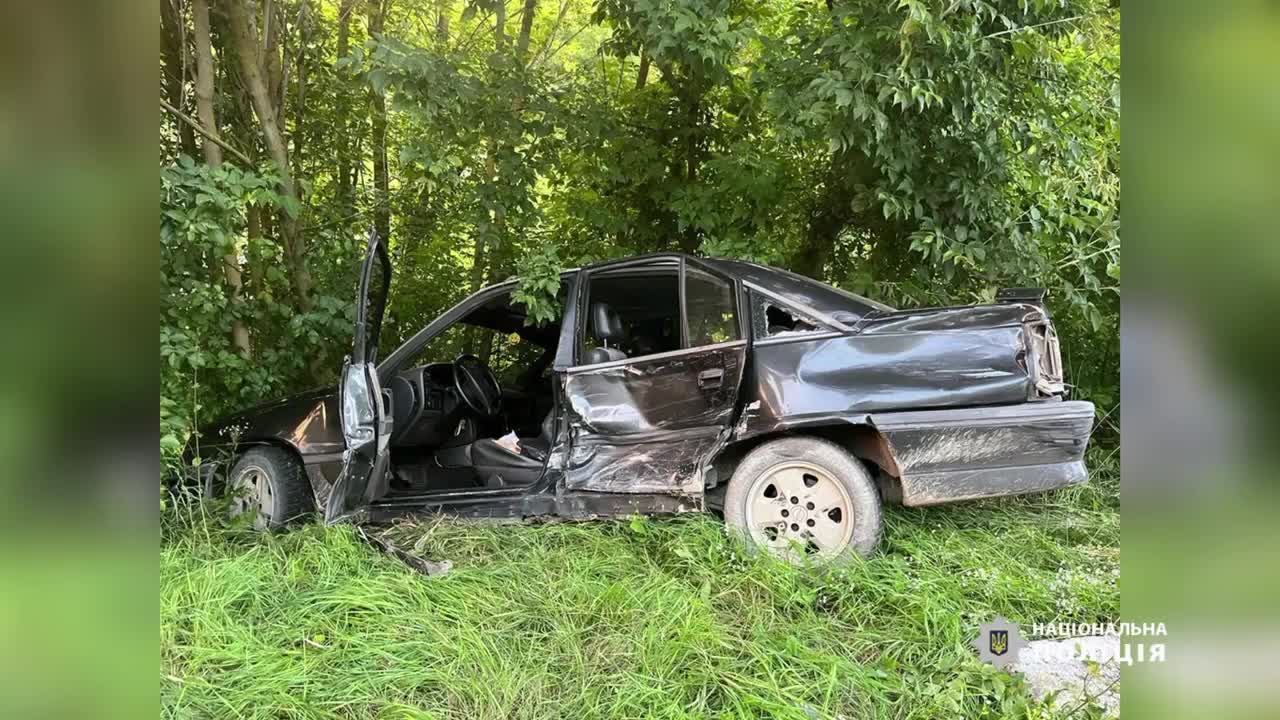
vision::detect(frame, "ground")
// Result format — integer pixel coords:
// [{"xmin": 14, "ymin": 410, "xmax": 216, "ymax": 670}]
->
[
  {"xmin": 160, "ymin": 448, "xmax": 1118, "ymax": 719},
  {"xmin": 1015, "ymin": 636, "xmax": 1120, "ymax": 716}
]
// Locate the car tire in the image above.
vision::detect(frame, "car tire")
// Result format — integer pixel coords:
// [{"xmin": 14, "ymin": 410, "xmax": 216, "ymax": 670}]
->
[
  {"xmin": 724, "ymin": 436, "xmax": 882, "ymax": 563},
  {"xmin": 226, "ymin": 446, "xmax": 314, "ymax": 530}
]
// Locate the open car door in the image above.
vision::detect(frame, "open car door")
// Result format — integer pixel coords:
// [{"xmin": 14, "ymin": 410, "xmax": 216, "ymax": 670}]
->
[{"xmin": 324, "ymin": 229, "xmax": 393, "ymax": 523}]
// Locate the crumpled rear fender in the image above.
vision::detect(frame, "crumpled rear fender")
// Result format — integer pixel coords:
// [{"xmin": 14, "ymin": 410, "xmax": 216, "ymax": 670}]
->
[{"xmin": 869, "ymin": 400, "xmax": 1095, "ymax": 506}]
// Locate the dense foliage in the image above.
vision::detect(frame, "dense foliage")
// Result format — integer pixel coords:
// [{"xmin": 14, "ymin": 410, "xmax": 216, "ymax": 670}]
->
[{"xmin": 160, "ymin": 0, "xmax": 1119, "ymax": 460}]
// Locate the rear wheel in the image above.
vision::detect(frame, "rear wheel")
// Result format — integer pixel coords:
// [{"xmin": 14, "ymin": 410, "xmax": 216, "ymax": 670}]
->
[
  {"xmin": 724, "ymin": 437, "xmax": 881, "ymax": 563},
  {"xmin": 226, "ymin": 446, "xmax": 314, "ymax": 530}
]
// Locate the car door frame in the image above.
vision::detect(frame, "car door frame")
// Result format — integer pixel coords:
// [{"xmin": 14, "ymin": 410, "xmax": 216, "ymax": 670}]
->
[
  {"xmin": 556, "ymin": 254, "xmax": 750, "ymax": 509},
  {"xmin": 343, "ymin": 270, "xmax": 585, "ymax": 522},
  {"xmin": 324, "ymin": 230, "xmax": 393, "ymax": 523}
]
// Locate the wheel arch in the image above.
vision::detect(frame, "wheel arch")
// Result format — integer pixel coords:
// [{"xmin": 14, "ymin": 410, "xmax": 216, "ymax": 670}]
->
[
  {"xmin": 710, "ymin": 423, "xmax": 904, "ymax": 503},
  {"xmin": 206, "ymin": 436, "xmax": 310, "ymax": 496}
]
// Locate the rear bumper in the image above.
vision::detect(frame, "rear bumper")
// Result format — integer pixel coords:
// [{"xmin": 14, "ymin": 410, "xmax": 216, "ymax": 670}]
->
[{"xmin": 870, "ymin": 400, "xmax": 1095, "ymax": 506}]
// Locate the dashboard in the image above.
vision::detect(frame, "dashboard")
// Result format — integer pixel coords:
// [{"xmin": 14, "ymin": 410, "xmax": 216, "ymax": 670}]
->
[
  {"xmin": 385, "ymin": 363, "xmax": 464, "ymax": 448},
  {"xmin": 383, "ymin": 359, "xmax": 550, "ymax": 448}
]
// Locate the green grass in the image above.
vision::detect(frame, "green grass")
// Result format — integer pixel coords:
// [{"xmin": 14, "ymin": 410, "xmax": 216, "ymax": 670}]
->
[{"xmin": 161, "ymin": 449, "xmax": 1118, "ymax": 719}]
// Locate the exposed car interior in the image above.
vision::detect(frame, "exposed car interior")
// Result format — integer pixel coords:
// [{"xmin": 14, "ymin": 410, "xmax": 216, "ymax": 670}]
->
[
  {"xmin": 376, "ymin": 264, "xmax": 706, "ymax": 497},
  {"xmin": 379, "ymin": 288, "xmax": 563, "ymax": 494},
  {"xmin": 579, "ymin": 268, "xmax": 681, "ymax": 362}
]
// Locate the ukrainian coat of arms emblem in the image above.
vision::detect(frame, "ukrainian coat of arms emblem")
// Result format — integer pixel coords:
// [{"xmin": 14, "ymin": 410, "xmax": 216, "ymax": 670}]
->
[{"xmin": 972, "ymin": 616, "xmax": 1027, "ymax": 669}]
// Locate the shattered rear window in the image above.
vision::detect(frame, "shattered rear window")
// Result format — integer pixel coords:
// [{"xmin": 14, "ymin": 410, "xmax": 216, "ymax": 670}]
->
[
  {"xmin": 764, "ymin": 304, "xmax": 818, "ymax": 335},
  {"xmin": 750, "ymin": 291, "xmax": 832, "ymax": 339}
]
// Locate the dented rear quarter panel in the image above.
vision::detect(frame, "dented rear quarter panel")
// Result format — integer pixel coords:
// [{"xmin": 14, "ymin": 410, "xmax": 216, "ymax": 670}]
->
[
  {"xmin": 737, "ymin": 300, "xmax": 1094, "ymax": 506},
  {"xmin": 746, "ymin": 324, "xmax": 1032, "ymax": 431}
]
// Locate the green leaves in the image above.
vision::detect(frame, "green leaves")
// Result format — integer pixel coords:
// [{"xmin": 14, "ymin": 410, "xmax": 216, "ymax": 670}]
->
[
  {"xmin": 367, "ymin": 68, "xmax": 390, "ymax": 96},
  {"xmin": 161, "ymin": 158, "xmax": 352, "ymax": 440},
  {"xmin": 511, "ymin": 243, "xmax": 564, "ymax": 327},
  {"xmin": 159, "ymin": 0, "xmax": 1119, "ymax": 458}
]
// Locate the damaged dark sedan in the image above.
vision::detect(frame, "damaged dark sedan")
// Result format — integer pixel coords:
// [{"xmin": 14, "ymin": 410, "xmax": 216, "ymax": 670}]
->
[{"xmin": 195, "ymin": 232, "xmax": 1094, "ymax": 563}]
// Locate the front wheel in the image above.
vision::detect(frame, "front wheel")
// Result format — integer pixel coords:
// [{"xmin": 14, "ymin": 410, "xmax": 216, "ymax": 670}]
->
[
  {"xmin": 226, "ymin": 446, "xmax": 314, "ymax": 530},
  {"xmin": 723, "ymin": 437, "xmax": 882, "ymax": 564}
]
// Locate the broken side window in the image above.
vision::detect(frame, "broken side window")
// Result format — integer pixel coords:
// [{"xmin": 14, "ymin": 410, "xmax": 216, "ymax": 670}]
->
[
  {"xmin": 748, "ymin": 289, "xmax": 831, "ymax": 339},
  {"xmin": 765, "ymin": 304, "xmax": 818, "ymax": 335}
]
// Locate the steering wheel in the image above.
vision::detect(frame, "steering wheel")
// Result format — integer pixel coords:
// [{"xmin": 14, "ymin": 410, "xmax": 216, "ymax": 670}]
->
[{"xmin": 452, "ymin": 353, "xmax": 502, "ymax": 417}]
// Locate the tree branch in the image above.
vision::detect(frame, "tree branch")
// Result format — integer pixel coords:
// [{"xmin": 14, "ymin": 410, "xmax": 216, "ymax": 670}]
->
[
  {"xmin": 159, "ymin": 97, "xmax": 255, "ymax": 166},
  {"xmin": 984, "ymin": 15, "xmax": 1087, "ymax": 40},
  {"xmin": 534, "ymin": 19, "xmax": 590, "ymax": 69}
]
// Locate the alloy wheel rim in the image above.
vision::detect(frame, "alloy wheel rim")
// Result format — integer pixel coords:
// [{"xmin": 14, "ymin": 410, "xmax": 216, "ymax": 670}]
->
[
  {"xmin": 744, "ymin": 461, "xmax": 854, "ymax": 561},
  {"xmin": 229, "ymin": 466, "xmax": 272, "ymax": 530}
]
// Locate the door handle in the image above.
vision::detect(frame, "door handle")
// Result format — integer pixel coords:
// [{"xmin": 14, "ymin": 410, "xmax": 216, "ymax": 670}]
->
[{"xmin": 697, "ymin": 368, "xmax": 724, "ymax": 389}]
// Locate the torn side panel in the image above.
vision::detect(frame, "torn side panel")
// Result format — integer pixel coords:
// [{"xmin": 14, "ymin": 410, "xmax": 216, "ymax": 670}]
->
[
  {"xmin": 563, "ymin": 428, "xmax": 719, "ymax": 496},
  {"xmin": 564, "ymin": 345, "xmax": 741, "ymax": 432},
  {"xmin": 870, "ymin": 401, "xmax": 1096, "ymax": 506},
  {"xmin": 898, "ymin": 461, "xmax": 1088, "ymax": 506},
  {"xmin": 562, "ymin": 343, "xmax": 745, "ymax": 496}
]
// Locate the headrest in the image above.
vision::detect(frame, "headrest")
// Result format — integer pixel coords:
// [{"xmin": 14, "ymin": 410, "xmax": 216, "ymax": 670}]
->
[{"xmin": 591, "ymin": 302, "xmax": 624, "ymax": 340}]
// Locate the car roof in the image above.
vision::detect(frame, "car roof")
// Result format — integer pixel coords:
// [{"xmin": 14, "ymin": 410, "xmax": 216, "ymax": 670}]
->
[
  {"xmin": 577, "ymin": 252, "xmax": 893, "ymax": 318},
  {"xmin": 701, "ymin": 257, "xmax": 894, "ymax": 317}
]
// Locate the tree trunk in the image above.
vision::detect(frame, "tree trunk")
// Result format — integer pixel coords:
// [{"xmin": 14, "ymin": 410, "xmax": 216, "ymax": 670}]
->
[
  {"xmin": 654, "ymin": 60, "xmax": 705, "ymax": 252},
  {"xmin": 160, "ymin": 0, "xmax": 197, "ymax": 158},
  {"xmin": 494, "ymin": 0, "xmax": 507, "ymax": 51},
  {"xmin": 192, "ymin": 0, "xmax": 220, "ymax": 167},
  {"xmin": 226, "ymin": 0, "xmax": 313, "ymax": 314},
  {"xmin": 336, "ymin": 0, "xmax": 354, "ymax": 54},
  {"xmin": 335, "ymin": 0, "xmax": 357, "ymax": 219},
  {"xmin": 468, "ymin": 185, "xmax": 491, "ymax": 363},
  {"xmin": 795, "ymin": 210, "xmax": 837, "ymax": 280},
  {"xmin": 489, "ymin": 1, "xmax": 510, "ymax": 266},
  {"xmin": 534, "ymin": 0, "xmax": 569, "ymax": 67},
  {"xmin": 635, "ymin": 48, "xmax": 650, "ymax": 90},
  {"xmin": 294, "ymin": 0, "xmax": 309, "ymax": 171},
  {"xmin": 435, "ymin": 0, "xmax": 450, "ymax": 43},
  {"xmin": 193, "ymin": 0, "xmax": 253, "ymax": 359},
  {"xmin": 483, "ymin": 0, "xmax": 538, "ymax": 314},
  {"xmin": 245, "ymin": 204, "xmax": 264, "ymax": 293},
  {"xmin": 247, "ymin": 205, "xmax": 262, "ymax": 245},
  {"xmin": 483, "ymin": 137, "xmax": 500, "ymax": 273},
  {"xmin": 367, "ymin": 0, "xmax": 391, "ymax": 245},
  {"xmin": 262, "ymin": 0, "xmax": 286, "ymax": 137},
  {"xmin": 476, "ymin": 5, "xmax": 508, "ymax": 301},
  {"xmin": 191, "ymin": 0, "xmax": 224, "ymax": 284},
  {"xmin": 516, "ymin": 0, "xmax": 536, "ymax": 64}
]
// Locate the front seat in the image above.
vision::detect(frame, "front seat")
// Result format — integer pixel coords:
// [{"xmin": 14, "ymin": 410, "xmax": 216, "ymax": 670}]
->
[
  {"xmin": 584, "ymin": 302, "xmax": 628, "ymax": 364},
  {"xmin": 467, "ymin": 409, "xmax": 555, "ymax": 488}
]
